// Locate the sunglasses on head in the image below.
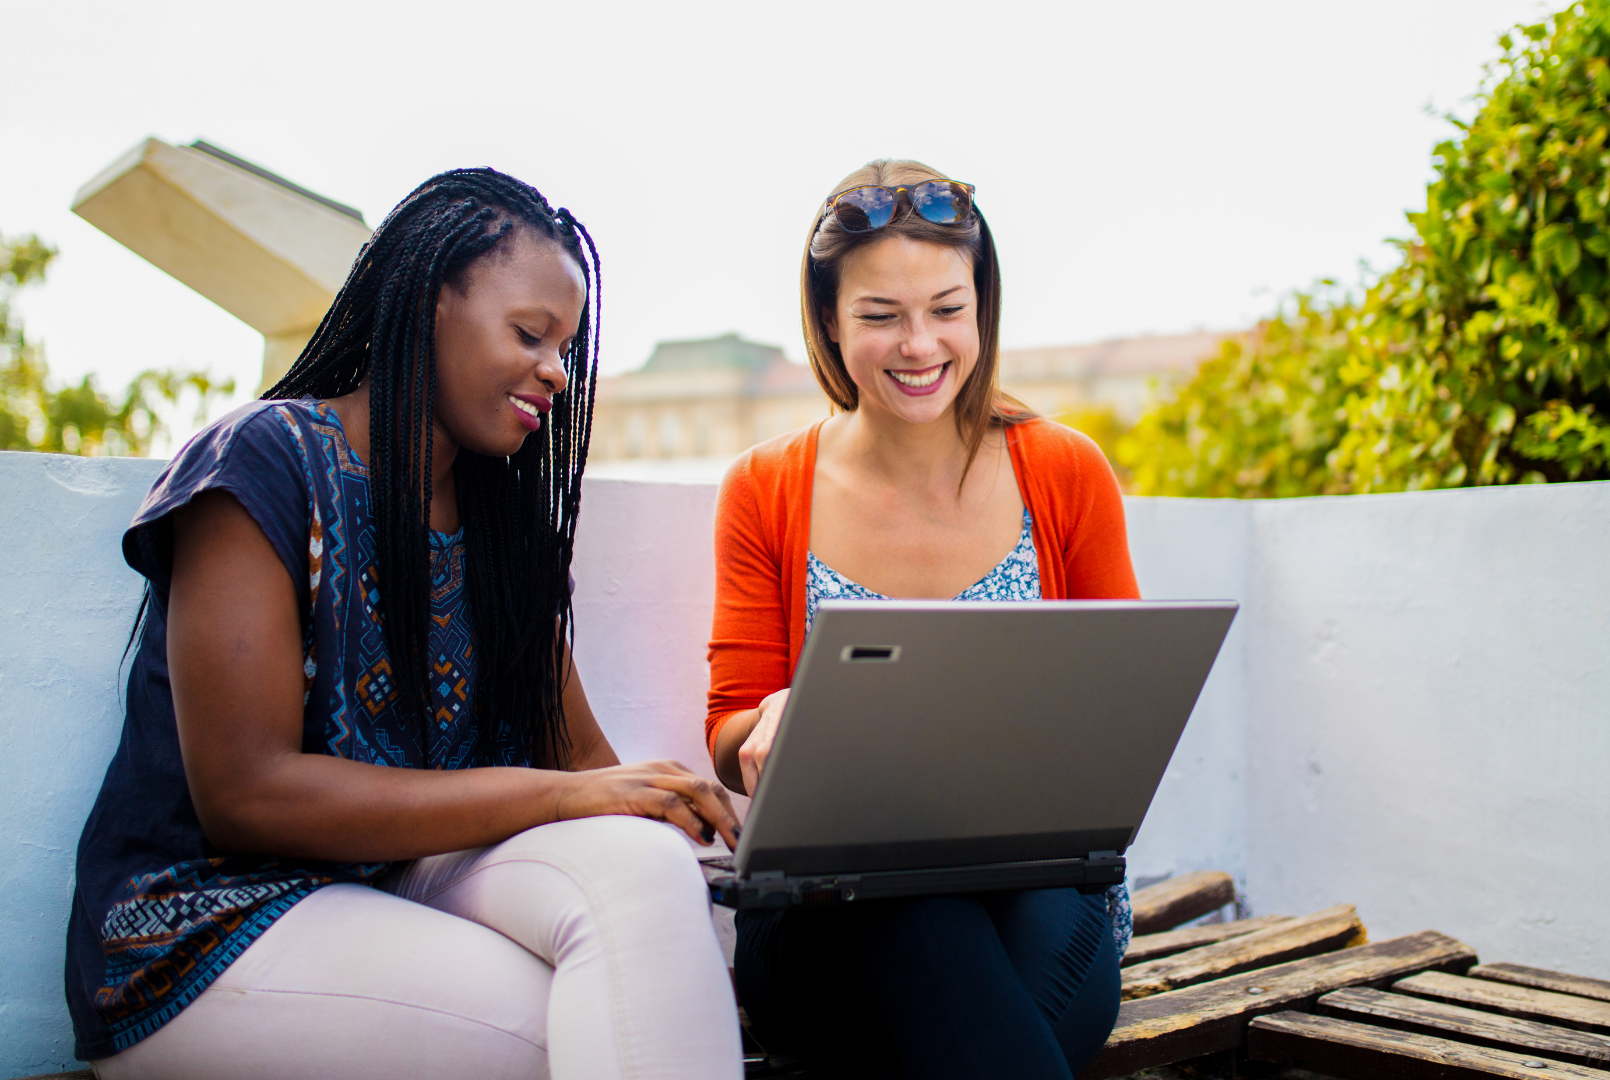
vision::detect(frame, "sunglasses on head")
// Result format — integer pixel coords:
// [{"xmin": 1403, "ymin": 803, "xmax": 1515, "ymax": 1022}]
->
[{"xmin": 826, "ymin": 180, "xmax": 976, "ymax": 233}]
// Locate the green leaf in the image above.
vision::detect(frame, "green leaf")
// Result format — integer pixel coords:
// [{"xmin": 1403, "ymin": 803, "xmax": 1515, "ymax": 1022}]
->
[
  {"xmin": 1122, "ymin": 0, "xmax": 1610, "ymax": 496},
  {"xmin": 1556, "ymin": 232, "xmax": 1583, "ymax": 275}
]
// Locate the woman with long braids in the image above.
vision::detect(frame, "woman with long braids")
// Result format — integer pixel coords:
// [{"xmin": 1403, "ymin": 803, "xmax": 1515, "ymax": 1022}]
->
[
  {"xmin": 67, "ymin": 169, "xmax": 743, "ymax": 1079},
  {"xmin": 707, "ymin": 160, "xmax": 1139, "ymax": 1078}
]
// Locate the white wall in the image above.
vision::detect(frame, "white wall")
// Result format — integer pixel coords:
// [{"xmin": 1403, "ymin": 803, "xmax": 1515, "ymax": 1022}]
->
[
  {"xmin": 1238, "ymin": 484, "xmax": 1610, "ymax": 974},
  {"xmin": 1, "ymin": 453, "xmax": 1606, "ymax": 1078},
  {"xmin": 571, "ymin": 477, "xmax": 736, "ymax": 797},
  {"xmin": 0, "ymin": 453, "xmax": 166, "ymax": 1077},
  {"xmin": 1120, "ymin": 497, "xmax": 1252, "ymax": 894}
]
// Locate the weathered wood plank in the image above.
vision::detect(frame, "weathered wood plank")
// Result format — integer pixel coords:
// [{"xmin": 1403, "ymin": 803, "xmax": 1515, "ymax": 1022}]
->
[
  {"xmin": 1472, "ymin": 964, "xmax": 1610, "ymax": 1007},
  {"xmin": 1319, "ymin": 986, "xmax": 1610, "ymax": 1069},
  {"xmin": 1122, "ymin": 904, "xmax": 1365, "ymax": 1000},
  {"xmin": 1130, "ymin": 871, "xmax": 1237, "ymax": 935},
  {"xmin": 1396, "ymin": 972, "xmax": 1610, "ymax": 1035},
  {"xmin": 1248, "ymin": 1010, "xmax": 1610, "ymax": 1080},
  {"xmin": 1122, "ymin": 914, "xmax": 1297, "ymax": 967},
  {"xmin": 1079, "ymin": 929, "xmax": 1477, "ymax": 1080}
]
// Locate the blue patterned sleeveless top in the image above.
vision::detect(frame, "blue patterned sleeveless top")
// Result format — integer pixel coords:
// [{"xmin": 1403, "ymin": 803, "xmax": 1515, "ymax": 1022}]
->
[
  {"xmin": 804, "ymin": 509, "xmax": 1134, "ymax": 956},
  {"xmin": 66, "ymin": 399, "xmax": 528, "ymax": 1060}
]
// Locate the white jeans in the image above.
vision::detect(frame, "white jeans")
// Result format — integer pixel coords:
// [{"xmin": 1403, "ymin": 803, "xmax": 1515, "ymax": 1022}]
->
[{"xmin": 93, "ymin": 816, "xmax": 743, "ymax": 1080}]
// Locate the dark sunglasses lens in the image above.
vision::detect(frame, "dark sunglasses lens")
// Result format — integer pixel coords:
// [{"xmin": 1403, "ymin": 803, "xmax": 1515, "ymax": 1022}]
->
[
  {"xmin": 834, "ymin": 186, "xmax": 896, "ymax": 232},
  {"xmin": 910, "ymin": 181, "xmax": 971, "ymax": 224}
]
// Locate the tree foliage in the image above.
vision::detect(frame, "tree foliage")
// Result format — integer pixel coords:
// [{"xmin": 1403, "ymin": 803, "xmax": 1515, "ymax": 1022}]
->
[
  {"xmin": 1119, "ymin": 0, "xmax": 1610, "ymax": 495},
  {"xmin": 1, "ymin": 232, "xmax": 234, "ymax": 456},
  {"xmin": 1051, "ymin": 403, "xmax": 1130, "ymax": 477}
]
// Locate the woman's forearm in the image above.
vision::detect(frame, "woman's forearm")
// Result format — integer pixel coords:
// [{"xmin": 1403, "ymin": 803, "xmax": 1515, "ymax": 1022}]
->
[
  {"xmin": 201, "ymin": 663, "xmax": 620, "ymax": 862},
  {"xmin": 196, "ymin": 754, "xmax": 586, "ymax": 863},
  {"xmin": 713, "ymin": 708, "xmax": 761, "ymax": 794}
]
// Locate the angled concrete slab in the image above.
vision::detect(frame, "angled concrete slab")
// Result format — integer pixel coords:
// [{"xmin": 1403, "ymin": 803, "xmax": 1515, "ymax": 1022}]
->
[{"xmin": 72, "ymin": 138, "xmax": 372, "ymax": 391}]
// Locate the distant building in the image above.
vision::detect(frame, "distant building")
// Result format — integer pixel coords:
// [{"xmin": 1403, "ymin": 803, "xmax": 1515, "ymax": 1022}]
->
[
  {"xmin": 590, "ymin": 334, "xmax": 829, "ymax": 462},
  {"xmin": 997, "ymin": 330, "xmax": 1236, "ymax": 425},
  {"xmin": 588, "ymin": 330, "xmax": 1235, "ymax": 465}
]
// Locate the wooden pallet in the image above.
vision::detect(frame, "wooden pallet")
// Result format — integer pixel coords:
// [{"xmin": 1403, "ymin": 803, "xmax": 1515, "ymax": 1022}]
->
[
  {"xmin": 1096, "ymin": 873, "xmax": 1610, "ymax": 1080},
  {"xmin": 1089, "ymin": 873, "xmax": 1610, "ymax": 1079},
  {"xmin": 1243, "ymin": 974, "xmax": 1610, "ymax": 1078}
]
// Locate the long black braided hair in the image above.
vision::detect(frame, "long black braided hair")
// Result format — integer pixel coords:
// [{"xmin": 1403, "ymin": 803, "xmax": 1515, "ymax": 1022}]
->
[{"xmin": 265, "ymin": 168, "xmax": 600, "ymax": 770}]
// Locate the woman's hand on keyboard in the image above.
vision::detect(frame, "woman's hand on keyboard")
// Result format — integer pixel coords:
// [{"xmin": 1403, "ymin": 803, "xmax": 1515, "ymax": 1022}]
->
[
  {"xmin": 738, "ymin": 688, "xmax": 790, "ymax": 797},
  {"xmin": 554, "ymin": 760, "xmax": 742, "ymax": 848}
]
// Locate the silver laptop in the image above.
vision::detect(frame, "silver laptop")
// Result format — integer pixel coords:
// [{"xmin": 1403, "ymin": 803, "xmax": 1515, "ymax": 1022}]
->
[{"xmin": 704, "ymin": 599, "xmax": 1237, "ymax": 909}]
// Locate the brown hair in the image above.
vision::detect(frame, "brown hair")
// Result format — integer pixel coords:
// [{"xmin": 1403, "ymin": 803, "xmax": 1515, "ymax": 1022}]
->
[{"xmin": 800, "ymin": 159, "xmax": 1032, "ymax": 478}]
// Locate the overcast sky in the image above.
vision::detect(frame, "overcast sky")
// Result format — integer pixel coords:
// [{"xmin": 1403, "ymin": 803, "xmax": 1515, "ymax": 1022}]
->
[{"xmin": 3, "ymin": 0, "xmax": 1547, "ymax": 447}]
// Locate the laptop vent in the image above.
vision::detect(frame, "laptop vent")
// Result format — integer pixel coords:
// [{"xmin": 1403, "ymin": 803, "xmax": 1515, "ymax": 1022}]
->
[{"xmin": 841, "ymin": 645, "xmax": 901, "ymax": 663}]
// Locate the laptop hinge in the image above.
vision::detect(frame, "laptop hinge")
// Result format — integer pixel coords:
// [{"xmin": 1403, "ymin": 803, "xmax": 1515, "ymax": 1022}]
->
[{"xmin": 1089, "ymin": 851, "xmax": 1120, "ymax": 861}]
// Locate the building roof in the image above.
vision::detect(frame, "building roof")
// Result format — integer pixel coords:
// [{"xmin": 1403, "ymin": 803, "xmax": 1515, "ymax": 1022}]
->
[
  {"xmin": 748, "ymin": 355, "xmax": 822, "ymax": 397},
  {"xmin": 598, "ymin": 333, "xmax": 823, "ymax": 404},
  {"xmin": 1000, "ymin": 330, "xmax": 1236, "ymax": 382},
  {"xmin": 640, "ymin": 333, "xmax": 787, "ymax": 374}
]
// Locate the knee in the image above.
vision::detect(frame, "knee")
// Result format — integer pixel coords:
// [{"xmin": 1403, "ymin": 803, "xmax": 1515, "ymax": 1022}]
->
[
  {"xmin": 506, "ymin": 815, "xmax": 707, "ymax": 903},
  {"xmin": 595, "ymin": 814, "xmax": 705, "ymax": 886},
  {"xmin": 1056, "ymin": 930, "xmax": 1122, "ymax": 1071}
]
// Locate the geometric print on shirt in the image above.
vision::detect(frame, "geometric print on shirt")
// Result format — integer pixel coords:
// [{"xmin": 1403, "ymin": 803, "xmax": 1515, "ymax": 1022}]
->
[
  {"xmin": 91, "ymin": 399, "xmax": 521, "ymax": 1052},
  {"xmin": 426, "ymin": 527, "xmax": 481, "ymax": 769},
  {"xmin": 95, "ymin": 860, "xmax": 326, "ymax": 1049}
]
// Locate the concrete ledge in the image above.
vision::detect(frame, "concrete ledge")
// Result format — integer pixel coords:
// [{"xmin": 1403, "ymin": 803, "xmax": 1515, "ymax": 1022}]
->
[
  {"xmin": 2, "ymin": 451, "xmax": 1606, "ymax": 1077},
  {"xmin": 0, "ymin": 453, "xmax": 166, "ymax": 1076}
]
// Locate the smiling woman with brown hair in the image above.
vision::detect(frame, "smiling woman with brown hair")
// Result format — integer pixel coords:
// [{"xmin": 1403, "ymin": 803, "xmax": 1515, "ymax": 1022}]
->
[
  {"xmin": 706, "ymin": 160, "xmax": 1140, "ymax": 1079},
  {"xmin": 67, "ymin": 169, "xmax": 743, "ymax": 1080}
]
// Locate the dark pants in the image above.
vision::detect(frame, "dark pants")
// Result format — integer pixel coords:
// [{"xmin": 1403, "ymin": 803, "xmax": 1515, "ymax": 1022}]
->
[{"xmin": 736, "ymin": 887, "xmax": 1121, "ymax": 1080}]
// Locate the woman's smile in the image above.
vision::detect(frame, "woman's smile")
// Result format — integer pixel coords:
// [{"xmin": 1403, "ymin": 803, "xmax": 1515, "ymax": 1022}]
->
[
  {"xmin": 886, "ymin": 361, "xmax": 950, "ymax": 395},
  {"xmin": 507, "ymin": 392, "xmax": 552, "ymax": 431}
]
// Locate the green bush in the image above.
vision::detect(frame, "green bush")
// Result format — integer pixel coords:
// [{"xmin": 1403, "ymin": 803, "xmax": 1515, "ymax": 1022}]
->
[
  {"xmin": 1, "ymin": 232, "xmax": 233, "ymax": 456},
  {"xmin": 1119, "ymin": 0, "xmax": 1610, "ymax": 495}
]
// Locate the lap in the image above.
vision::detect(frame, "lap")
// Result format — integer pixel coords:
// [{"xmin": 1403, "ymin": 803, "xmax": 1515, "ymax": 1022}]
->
[
  {"xmin": 736, "ymin": 888, "xmax": 1119, "ymax": 1077},
  {"xmin": 94, "ymin": 883, "xmax": 553, "ymax": 1080},
  {"xmin": 388, "ymin": 816, "xmax": 738, "ymax": 1080},
  {"xmin": 97, "ymin": 819, "xmax": 736, "ymax": 1080},
  {"xmin": 384, "ymin": 815, "xmax": 714, "ymax": 967},
  {"xmin": 390, "ymin": 814, "xmax": 704, "ymax": 909}
]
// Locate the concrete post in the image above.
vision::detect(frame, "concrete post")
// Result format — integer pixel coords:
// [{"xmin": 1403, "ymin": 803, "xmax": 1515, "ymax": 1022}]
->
[{"xmin": 71, "ymin": 138, "xmax": 371, "ymax": 393}]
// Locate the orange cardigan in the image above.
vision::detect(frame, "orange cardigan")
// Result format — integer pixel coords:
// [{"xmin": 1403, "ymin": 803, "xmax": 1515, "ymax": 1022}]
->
[{"xmin": 705, "ymin": 417, "xmax": 1141, "ymax": 756}]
